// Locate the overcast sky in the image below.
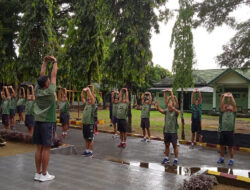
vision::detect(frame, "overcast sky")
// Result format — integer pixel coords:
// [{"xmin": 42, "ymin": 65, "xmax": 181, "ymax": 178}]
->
[{"xmin": 150, "ymin": 0, "xmax": 250, "ymax": 72}]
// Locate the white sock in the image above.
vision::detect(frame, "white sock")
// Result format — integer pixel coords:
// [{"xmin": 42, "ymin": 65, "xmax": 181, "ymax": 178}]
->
[
  {"xmin": 174, "ymin": 158, "xmax": 178, "ymax": 161},
  {"xmin": 89, "ymin": 150, "xmax": 93, "ymax": 153},
  {"xmin": 191, "ymin": 142, "xmax": 194, "ymax": 146},
  {"xmin": 200, "ymin": 143, "xmax": 202, "ymax": 147},
  {"xmin": 86, "ymin": 149, "xmax": 89, "ymax": 153},
  {"xmin": 221, "ymin": 157, "xmax": 224, "ymax": 160},
  {"xmin": 230, "ymin": 159, "xmax": 234, "ymax": 161},
  {"xmin": 165, "ymin": 157, "xmax": 169, "ymax": 160}
]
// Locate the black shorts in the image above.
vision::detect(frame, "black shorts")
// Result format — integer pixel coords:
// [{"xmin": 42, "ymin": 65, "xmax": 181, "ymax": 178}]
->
[
  {"xmin": 60, "ymin": 113, "xmax": 69, "ymax": 125},
  {"xmin": 10, "ymin": 109, "xmax": 16, "ymax": 119},
  {"xmin": 17, "ymin": 105, "xmax": 25, "ymax": 114},
  {"xmin": 164, "ymin": 133, "xmax": 178, "ymax": 145},
  {"xmin": 33, "ymin": 122, "xmax": 56, "ymax": 146},
  {"xmin": 191, "ymin": 119, "xmax": 201, "ymax": 134},
  {"xmin": 82, "ymin": 124, "xmax": 94, "ymax": 141},
  {"xmin": 117, "ymin": 119, "xmax": 127, "ymax": 132},
  {"xmin": 219, "ymin": 131, "xmax": 234, "ymax": 147},
  {"xmin": 25, "ymin": 115, "xmax": 35, "ymax": 128},
  {"xmin": 2, "ymin": 114, "xmax": 10, "ymax": 126},
  {"xmin": 141, "ymin": 118, "xmax": 150, "ymax": 129},
  {"xmin": 112, "ymin": 116, "xmax": 118, "ymax": 124}
]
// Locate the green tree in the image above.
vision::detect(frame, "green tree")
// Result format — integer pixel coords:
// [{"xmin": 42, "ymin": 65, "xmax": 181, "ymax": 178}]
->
[
  {"xmin": 106, "ymin": 0, "xmax": 168, "ymax": 132},
  {"xmin": 194, "ymin": 0, "xmax": 250, "ymax": 68},
  {"xmin": 170, "ymin": 0, "xmax": 194, "ymax": 140},
  {"xmin": 18, "ymin": 0, "xmax": 57, "ymax": 82},
  {"xmin": 0, "ymin": 0, "xmax": 20, "ymax": 84}
]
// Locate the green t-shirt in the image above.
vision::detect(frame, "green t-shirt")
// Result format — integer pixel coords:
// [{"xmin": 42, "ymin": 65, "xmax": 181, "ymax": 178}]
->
[
  {"xmin": 191, "ymin": 104, "xmax": 202, "ymax": 121},
  {"xmin": 34, "ymin": 83, "xmax": 57, "ymax": 122},
  {"xmin": 141, "ymin": 104, "xmax": 150, "ymax": 119},
  {"xmin": 221, "ymin": 111, "xmax": 236, "ymax": 131},
  {"xmin": 82, "ymin": 103, "xmax": 95, "ymax": 125},
  {"xmin": 25, "ymin": 100, "xmax": 35, "ymax": 115},
  {"xmin": 116, "ymin": 102, "xmax": 129, "ymax": 120},
  {"xmin": 1, "ymin": 99, "xmax": 10, "ymax": 114},
  {"xmin": 10, "ymin": 97, "xmax": 17, "ymax": 109},
  {"xmin": 164, "ymin": 108, "xmax": 178, "ymax": 133},
  {"xmin": 59, "ymin": 101, "xmax": 70, "ymax": 114},
  {"xmin": 17, "ymin": 98, "xmax": 26, "ymax": 106},
  {"xmin": 112, "ymin": 103, "xmax": 118, "ymax": 118}
]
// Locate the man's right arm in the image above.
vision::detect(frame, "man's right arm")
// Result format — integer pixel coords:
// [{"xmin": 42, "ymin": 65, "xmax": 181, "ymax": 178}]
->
[
  {"xmin": 51, "ymin": 57, "xmax": 57, "ymax": 84},
  {"xmin": 40, "ymin": 58, "xmax": 47, "ymax": 76}
]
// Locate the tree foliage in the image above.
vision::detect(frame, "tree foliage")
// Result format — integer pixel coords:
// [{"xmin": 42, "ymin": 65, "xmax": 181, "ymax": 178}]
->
[{"xmin": 194, "ymin": 0, "xmax": 250, "ymax": 68}]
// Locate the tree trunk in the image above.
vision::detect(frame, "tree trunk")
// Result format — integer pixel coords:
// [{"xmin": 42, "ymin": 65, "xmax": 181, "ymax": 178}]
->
[
  {"xmin": 127, "ymin": 91, "xmax": 132, "ymax": 133},
  {"xmin": 181, "ymin": 88, "xmax": 185, "ymax": 140}
]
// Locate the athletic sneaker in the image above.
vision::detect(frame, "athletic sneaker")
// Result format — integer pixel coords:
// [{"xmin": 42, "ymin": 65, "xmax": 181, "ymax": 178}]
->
[
  {"xmin": 173, "ymin": 159, "xmax": 178, "ymax": 166},
  {"xmin": 190, "ymin": 144, "xmax": 194, "ymax": 149},
  {"xmin": 122, "ymin": 143, "xmax": 126, "ymax": 148},
  {"xmin": 34, "ymin": 173, "xmax": 41, "ymax": 181},
  {"xmin": 161, "ymin": 158, "xmax": 170, "ymax": 164},
  {"xmin": 118, "ymin": 143, "xmax": 123, "ymax": 148},
  {"xmin": 81, "ymin": 151, "xmax": 88, "ymax": 156},
  {"xmin": 86, "ymin": 152, "xmax": 93, "ymax": 157},
  {"xmin": 146, "ymin": 139, "xmax": 151, "ymax": 143},
  {"xmin": 39, "ymin": 172, "xmax": 55, "ymax": 182},
  {"xmin": 141, "ymin": 138, "xmax": 146, "ymax": 142},
  {"xmin": 228, "ymin": 159, "xmax": 234, "ymax": 166},
  {"xmin": 217, "ymin": 158, "xmax": 224, "ymax": 164}
]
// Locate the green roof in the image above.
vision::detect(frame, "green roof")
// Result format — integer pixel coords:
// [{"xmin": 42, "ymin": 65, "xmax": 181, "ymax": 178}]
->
[{"xmin": 153, "ymin": 68, "xmax": 250, "ymax": 88}]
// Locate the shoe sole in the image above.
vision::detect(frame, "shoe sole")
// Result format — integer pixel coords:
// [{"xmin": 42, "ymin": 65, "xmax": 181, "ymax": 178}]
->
[{"xmin": 39, "ymin": 178, "xmax": 55, "ymax": 182}]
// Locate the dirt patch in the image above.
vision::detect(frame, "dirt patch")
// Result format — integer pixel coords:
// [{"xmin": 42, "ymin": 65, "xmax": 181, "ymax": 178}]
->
[
  {"xmin": 212, "ymin": 184, "xmax": 247, "ymax": 190},
  {"xmin": 0, "ymin": 142, "xmax": 36, "ymax": 157}
]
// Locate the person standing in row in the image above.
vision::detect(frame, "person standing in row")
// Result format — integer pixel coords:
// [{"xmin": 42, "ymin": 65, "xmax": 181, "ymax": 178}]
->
[
  {"xmin": 1, "ymin": 86, "xmax": 11, "ymax": 130},
  {"xmin": 9, "ymin": 86, "xmax": 17, "ymax": 129},
  {"xmin": 111, "ymin": 90, "xmax": 119, "ymax": 138},
  {"xmin": 191, "ymin": 89, "xmax": 203, "ymax": 149},
  {"xmin": 81, "ymin": 87, "xmax": 96, "ymax": 157},
  {"xmin": 217, "ymin": 92, "xmax": 237, "ymax": 166},
  {"xmin": 33, "ymin": 55, "xmax": 57, "ymax": 182},
  {"xmin": 25, "ymin": 85, "xmax": 35, "ymax": 135},
  {"xmin": 117, "ymin": 88, "xmax": 129, "ymax": 148},
  {"xmin": 17, "ymin": 87, "xmax": 26, "ymax": 124},
  {"xmin": 59, "ymin": 88, "xmax": 70, "ymax": 138},
  {"xmin": 140, "ymin": 92, "xmax": 152, "ymax": 142},
  {"xmin": 155, "ymin": 90, "xmax": 180, "ymax": 166}
]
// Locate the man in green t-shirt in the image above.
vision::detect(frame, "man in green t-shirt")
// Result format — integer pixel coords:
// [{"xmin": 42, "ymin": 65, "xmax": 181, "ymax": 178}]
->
[
  {"xmin": 217, "ymin": 92, "xmax": 237, "ymax": 166},
  {"xmin": 191, "ymin": 89, "xmax": 203, "ymax": 149},
  {"xmin": 17, "ymin": 87, "xmax": 26, "ymax": 124},
  {"xmin": 111, "ymin": 90, "xmax": 119, "ymax": 138},
  {"xmin": 1, "ymin": 86, "xmax": 11, "ymax": 130},
  {"xmin": 81, "ymin": 87, "xmax": 96, "ymax": 157},
  {"xmin": 155, "ymin": 90, "xmax": 180, "ymax": 166},
  {"xmin": 32, "ymin": 55, "xmax": 57, "ymax": 182},
  {"xmin": 117, "ymin": 88, "xmax": 129, "ymax": 148},
  {"xmin": 25, "ymin": 85, "xmax": 35, "ymax": 134},
  {"xmin": 140, "ymin": 92, "xmax": 152, "ymax": 142},
  {"xmin": 59, "ymin": 88, "xmax": 70, "ymax": 138},
  {"xmin": 8, "ymin": 86, "xmax": 17, "ymax": 129}
]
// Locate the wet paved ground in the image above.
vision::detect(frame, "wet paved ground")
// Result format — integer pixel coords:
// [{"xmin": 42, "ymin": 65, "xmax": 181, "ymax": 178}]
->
[{"xmin": 0, "ymin": 124, "xmax": 250, "ymax": 189}]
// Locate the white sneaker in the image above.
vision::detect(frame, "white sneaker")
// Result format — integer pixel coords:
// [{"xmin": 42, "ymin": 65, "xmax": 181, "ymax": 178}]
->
[
  {"xmin": 39, "ymin": 172, "xmax": 55, "ymax": 182},
  {"xmin": 34, "ymin": 173, "xmax": 41, "ymax": 181}
]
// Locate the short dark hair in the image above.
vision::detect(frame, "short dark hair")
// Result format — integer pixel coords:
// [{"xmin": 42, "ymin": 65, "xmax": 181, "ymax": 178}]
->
[{"xmin": 37, "ymin": 76, "xmax": 49, "ymax": 88}]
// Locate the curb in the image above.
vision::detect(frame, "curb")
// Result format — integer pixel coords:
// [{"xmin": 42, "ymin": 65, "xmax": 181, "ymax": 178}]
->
[
  {"xmin": 207, "ymin": 170, "xmax": 250, "ymax": 183},
  {"xmin": 56, "ymin": 120, "xmax": 250, "ymax": 153}
]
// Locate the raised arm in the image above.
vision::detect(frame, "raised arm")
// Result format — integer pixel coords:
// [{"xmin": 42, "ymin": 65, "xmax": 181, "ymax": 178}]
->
[
  {"xmin": 148, "ymin": 92, "xmax": 152, "ymax": 104},
  {"xmin": 198, "ymin": 90, "xmax": 202, "ymax": 104},
  {"xmin": 191, "ymin": 90, "xmax": 195, "ymax": 104},
  {"xmin": 31, "ymin": 85, "xmax": 35, "ymax": 100},
  {"xmin": 22, "ymin": 87, "xmax": 26, "ymax": 98},
  {"xmin": 40, "ymin": 56, "xmax": 48, "ymax": 76},
  {"xmin": 111, "ymin": 91, "xmax": 115, "ymax": 103},
  {"xmin": 164, "ymin": 89, "xmax": 169, "ymax": 106},
  {"xmin": 50, "ymin": 56, "xmax": 57, "ymax": 84},
  {"xmin": 86, "ymin": 87, "xmax": 95, "ymax": 104},
  {"xmin": 4, "ymin": 86, "xmax": 10, "ymax": 99},
  {"xmin": 27, "ymin": 86, "xmax": 30, "ymax": 98},
  {"xmin": 174, "ymin": 95, "xmax": 179, "ymax": 109},
  {"xmin": 141, "ymin": 93, "xmax": 145, "ymax": 105},
  {"xmin": 155, "ymin": 101, "xmax": 166, "ymax": 114},
  {"xmin": 8, "ymin": 86, "xmax": 16, "ymax": 97},
  {"xmin": 220, "ymin": 93, "xmax": 226, "ymax": 112},
  {"xmin": 81, "ymin": 88, "xmax": 86, "ymax": 104},
  {"xmin": 230, "ymin": 93, "xmax": 237, "ymax": 112}
]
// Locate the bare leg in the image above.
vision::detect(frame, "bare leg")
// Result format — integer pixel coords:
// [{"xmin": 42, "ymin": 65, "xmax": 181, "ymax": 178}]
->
[
  {"xmin": 199, "ymin": 134, "xmax": 202, "ymax": 144},
  {"xmin": 89, "ymin": 140, "xmax": 94, "ymax": 151},
  {"xmin": 173, "ymin": 144, "xmax": 178, "ymax": 158},
  {"xmin": 146, "ymin": 128, "xmax": 151, "ymax": 139},
  {"xmin": 228, "ymin": 146, "xmax": 234, "ymax": 159},
  {"xmin": 165, "ymin": 143, "xmax": 170, "ymax": 157},
  {"xmin": 220, "ymin": 145, "xmax": 225, "ymax": 157},
  {"xmin": 35, "ymin": 145, "xmax": 43, "ymax": 174},
  {"xmin": 191, "ymin": 133, "xmax": 195, "ymax": 143},
  {"xmin": 41, "ymin": 146, "xmax": 51, "ymax": 175},
  {"xmin": 124, "ymin": 132, "xmax": 127, "ymax": 142},
  {"xmin": 114, "ymin": 124, "xmax": 117, "ymax": 134},
  {"xmin": 142, "ymin": 128, "xmax": 146, "ymax": 137}
]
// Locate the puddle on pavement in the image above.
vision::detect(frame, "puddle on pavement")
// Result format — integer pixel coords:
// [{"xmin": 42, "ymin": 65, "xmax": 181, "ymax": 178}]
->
[{"xmin": 105, "ymin": 156, "xmax": 250, "ymax": 178}]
